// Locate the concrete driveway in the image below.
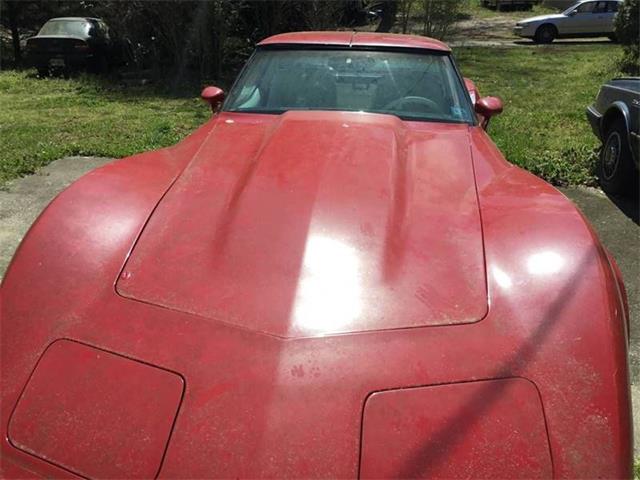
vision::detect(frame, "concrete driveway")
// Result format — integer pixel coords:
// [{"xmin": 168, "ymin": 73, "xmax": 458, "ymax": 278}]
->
[{"xmin": 1, "ymin": 157, "xmax": 639, "ymax": 451}]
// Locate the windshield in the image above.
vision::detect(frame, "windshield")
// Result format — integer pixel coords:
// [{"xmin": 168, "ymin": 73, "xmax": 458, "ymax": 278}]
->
[
  {"xmin": 224, "ymin": 48, "xmax": 475, "ymax": 124},
  {"xmin": 562, "ymin": 2, "xmax": 583, "ymax": 14},
  {"xmin": 39, "ymin": 20, "xmax": 91, "ymax": 37}
]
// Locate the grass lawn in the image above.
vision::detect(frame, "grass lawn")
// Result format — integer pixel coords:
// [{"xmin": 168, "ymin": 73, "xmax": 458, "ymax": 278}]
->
[
  {"xmin": 0, "ymin": 71, "xmax": 210, "ymax": 186},
  {"xmin": 0, "ymin": 42, "xmax": 623, "ymax": 187},
  {"xmin": 455, "ymin": 43, "xmax": 622, "ymax": 186}
]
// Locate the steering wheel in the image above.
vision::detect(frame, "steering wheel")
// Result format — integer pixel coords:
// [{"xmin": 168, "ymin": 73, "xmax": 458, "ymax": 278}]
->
[{"xmin": 383, "ymin": 96, "xmax": 441, "ymax": 114}]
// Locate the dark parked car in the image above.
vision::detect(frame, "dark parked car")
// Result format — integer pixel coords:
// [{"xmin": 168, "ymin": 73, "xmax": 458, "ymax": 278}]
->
[
  {"xmin": 587, "ymin": 77, "xmax": 640, "ymax": 195},
  {"xmin": 25, "ymin": 17, "xmax": 132, "ymax": 76}
]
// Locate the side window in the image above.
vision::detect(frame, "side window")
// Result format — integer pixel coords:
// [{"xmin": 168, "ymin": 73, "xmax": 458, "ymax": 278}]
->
[
  {"xmin": 607, "ymin": 1, "xmax": 619, "ymax": 12},
  {"xmin": 577, "ymin": 2, "xmax": 596, "ymax": 13},
  {"xmin": 593, "ymin": 1, "xmax": 609, "ymax": 13}
]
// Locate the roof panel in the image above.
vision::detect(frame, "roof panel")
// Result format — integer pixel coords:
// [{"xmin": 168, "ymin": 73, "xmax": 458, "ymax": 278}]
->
[{"xmin": 258, "ymin": 31, "xmax": 450, "ymax": 52}]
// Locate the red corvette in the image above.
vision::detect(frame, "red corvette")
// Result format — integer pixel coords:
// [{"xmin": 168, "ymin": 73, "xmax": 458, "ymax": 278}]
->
[{"xmin": 1, "ymin": 32, "xmax": 632, "ymax": 478}]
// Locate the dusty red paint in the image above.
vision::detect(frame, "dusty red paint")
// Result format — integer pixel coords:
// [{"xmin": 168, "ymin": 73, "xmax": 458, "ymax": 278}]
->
[
  {"xmin": 258, "ymin": 31, "xmax": 450, "ymax": 51},
  {"xmin": 360, "ymin": 379, "xmax": 553, "ymax": 478},
  {"xmin": 0, "ymin": 32, "xmax": 632, "ymax": 479},
  {"xmin": 8, "ymin": 340, "xmax": 184, "ymax": 479},
  {"xmin": 476, "ymin": 96, "xmax": 504, "ymax": 129},
  {"xmin": 464, "ymin": 77, "xmax": 479, "ymax": 106},
  {"xmin": 117, "ymin": 113, "xmax": 487, "ymax": 337},
  {"xmin": 201, "ymin": 86, "xmax": 225, "ymax": 112}
]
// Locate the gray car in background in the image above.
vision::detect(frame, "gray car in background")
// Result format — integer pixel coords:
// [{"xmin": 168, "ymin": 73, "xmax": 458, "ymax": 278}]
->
[
  {"xmin": 514, "ymin": 0, "xmax": 621, "ymax": 43},
  {"xmin": 587, "ymin": 78, "xmax": 640, "ymax": 196}
]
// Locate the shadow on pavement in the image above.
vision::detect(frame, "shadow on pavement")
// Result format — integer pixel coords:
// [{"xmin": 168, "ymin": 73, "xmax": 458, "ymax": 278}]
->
[{"xmin": 606, "ymin": 192, "xmax": 640, "ymax": 226}]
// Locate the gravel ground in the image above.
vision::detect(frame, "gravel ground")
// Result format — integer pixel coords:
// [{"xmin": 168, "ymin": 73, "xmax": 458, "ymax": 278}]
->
[{"xmin": 447, "ymin": 12, "xmax": 614, "ymax": 46}]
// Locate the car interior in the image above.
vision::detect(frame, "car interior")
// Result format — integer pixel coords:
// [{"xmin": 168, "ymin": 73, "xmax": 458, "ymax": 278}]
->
[{"xmin": 229, "ymin": 49, "xmax": 470, "ymax": 122}]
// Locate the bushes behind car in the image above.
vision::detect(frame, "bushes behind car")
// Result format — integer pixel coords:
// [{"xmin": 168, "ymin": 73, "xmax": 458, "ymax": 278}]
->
[{"xmin": 614, "ymin": 0, "xmax": 639, "ymax": 75}]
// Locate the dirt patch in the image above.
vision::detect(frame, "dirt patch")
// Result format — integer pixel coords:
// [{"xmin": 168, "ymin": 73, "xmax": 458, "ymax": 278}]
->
[
  {"xmin": 452, "ymin": 16, "xmax": 522, "ymax": 43},
  {"xmin": 447, "ymin": 9, "xmax": 613, "ymax": 46}
]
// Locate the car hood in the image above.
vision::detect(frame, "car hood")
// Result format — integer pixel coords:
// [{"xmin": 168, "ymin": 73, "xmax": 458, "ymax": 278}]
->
[
  {"xmin": 519, "ymin": 13, "xmax": 566, "ymax": 24},
  {"xmin": 117, "ymin": 111, "xmax": 487, "ymax": 338}
]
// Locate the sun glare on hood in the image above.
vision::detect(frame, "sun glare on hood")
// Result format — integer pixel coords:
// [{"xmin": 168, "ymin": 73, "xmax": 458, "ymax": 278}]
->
[
  {"xmin": 527, "ymin": 251, "xmax": 565, "ymax": 276},
  {"xmin": 292, "ymin": 235, "xmax": 364, "ymax": 334}
]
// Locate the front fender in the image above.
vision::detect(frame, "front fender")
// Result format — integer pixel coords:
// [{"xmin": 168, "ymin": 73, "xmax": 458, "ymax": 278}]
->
[
  {"xmin": 605, "ymin": 248, "xmax": 630, "ymax": 343},
  {"xmin": 2, "ymin": 120, "xmax": 213, "ymax": 289},
  {"xmin": 603, "ymin": 101, "xmax": 630, "ymax": 132},
  {"xmin": 3, "ymin": 150, "xmax": 183, "ymax": 291},
  {"xmin": 601, "ymin": 101, "xmax": 638, "ymax": 166},
  {"xmin": 471, "ymin": 127, "xmax": 632, "ymax": 477},
  {"xmin": 0, "ymin": 121, "xmax": 213, "ymax": 475}
]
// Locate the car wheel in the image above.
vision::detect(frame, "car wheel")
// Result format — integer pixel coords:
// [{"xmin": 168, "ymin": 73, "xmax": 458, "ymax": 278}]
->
[
  {"xmin": 534, "ymin": 24, "xmax": 556, "ymax": 44},
  {"xmin": 598, "ymin": 119, "xmax": 638, "ymax": 196}
]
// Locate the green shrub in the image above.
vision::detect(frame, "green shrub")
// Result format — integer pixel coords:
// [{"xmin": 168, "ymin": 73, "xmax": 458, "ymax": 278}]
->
[{"xmin": 615, "ymin": 0, "xmax": 639, "ymax": 75}]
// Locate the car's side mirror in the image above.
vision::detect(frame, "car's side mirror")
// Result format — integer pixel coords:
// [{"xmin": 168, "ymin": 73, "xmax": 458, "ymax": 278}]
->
[
  {"xmin": 464, "ymin": 77, "xmax": 479, "ymax": 106},
  {"xmin": 568, "ymin": 9, "xmax": 578, "ymax": 16},
  {"xmin": 475, "ymin": 96, "xmax": 503, "ymax": 130},
  {"xmin": 201, "ymin": 86, "xmax": 225, "ymax": 113}
]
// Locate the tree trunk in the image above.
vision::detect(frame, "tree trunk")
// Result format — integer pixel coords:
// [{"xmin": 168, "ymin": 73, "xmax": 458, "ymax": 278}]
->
[
  {"xmin": 6, "ymin": 1, "xmax": 22, "ymax": 66},
  {"xmin": 376, "ymin": 0, "xmax": 398, "ymax": 32},
  {"xmin": 400, "ymin": 0, "xmax": 415, "ymax": 34}
]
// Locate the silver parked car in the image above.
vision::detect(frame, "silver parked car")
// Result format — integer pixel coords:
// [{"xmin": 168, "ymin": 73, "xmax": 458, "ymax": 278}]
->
[{"xmin": 513, "ymin": 0, "xmax": 621, "ymax": 43}]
